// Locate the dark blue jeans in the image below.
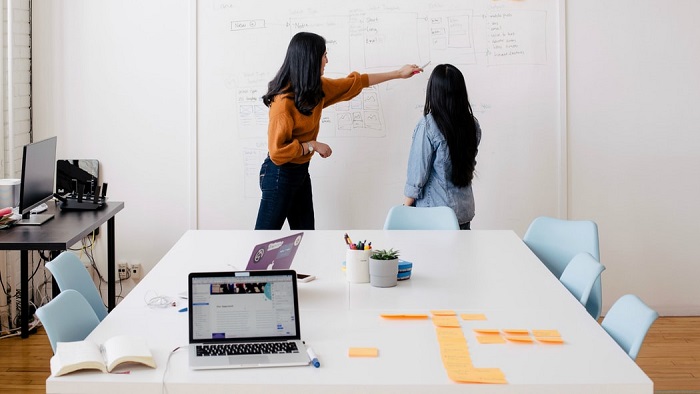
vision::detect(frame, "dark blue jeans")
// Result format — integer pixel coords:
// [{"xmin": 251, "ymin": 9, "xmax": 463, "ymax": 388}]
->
[{"xmin": 255, "ymin": 156, "xmax": 315, "ymax": 230}]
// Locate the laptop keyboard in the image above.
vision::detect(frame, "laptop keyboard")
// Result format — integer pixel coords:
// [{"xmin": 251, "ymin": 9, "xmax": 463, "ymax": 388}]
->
[{"xmin": 196, "ymin": 341, "xmax": 300, "ymax": 357}]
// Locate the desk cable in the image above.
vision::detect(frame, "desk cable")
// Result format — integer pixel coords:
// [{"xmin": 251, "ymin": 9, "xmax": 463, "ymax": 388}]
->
[
  {"xmin": 162, "ymin": 345, "xmax": 186, "ymax": 394},
  {"xmin": 144, "ymin": 289, "xmax": 174, "ymax": 309}
]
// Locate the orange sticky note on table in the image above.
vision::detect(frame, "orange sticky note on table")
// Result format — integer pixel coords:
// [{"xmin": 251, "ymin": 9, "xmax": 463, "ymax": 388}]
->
[
  {"xmin": 380, "ymin": 313, "xmax": 429, "ymax": 319},
  {"xmin": 448, "ymin": 367, "xmax": 507, "ymax": 384},
  {"xmin": 502, "ymin": 329, "xmax": 529, "ymax": 335},
  {"xmin": 348, "ymin": 347, "xmax": 379, "ymax": 357},
  {"xmin": 476, "ymin": 335, "xmax": 506, "ymax": 344},
  {"xmin": 536, "ymin": 336, "xmax": 564, "ymax": 344},
  {"xmin": 460, "ymin": 313, "xmax": 487, "ymax": 321},
  {"xmin": 433, "ymin": 316, "xmax": 461, "ymax": 327},
  {"xmin": 504, "ymin": 335, "xmax": 534, "ymax": 343},
  {"xmin": 473, "ymin": 328, "xmax": 500, "ymax": 335},
  {"xmin": 431, "ymin": 310, "xmax": 457, "ymax": 316},
  {"xmin": 532, "ymin": 329, "xmax": 561, "ymax": 337},
  {"xmin": 436, "ymin": 327, "xmax": 466, "ymax": 341}
]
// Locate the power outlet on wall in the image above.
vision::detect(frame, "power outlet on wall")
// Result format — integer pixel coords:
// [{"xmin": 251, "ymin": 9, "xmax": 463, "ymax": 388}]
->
[
  {"xmin": 118, "ymin": 263, "xmax": 128, "ymax": 280},
  {"xmin": 130, "ymin": 263, "xmax": 142, "ymax": 280}
]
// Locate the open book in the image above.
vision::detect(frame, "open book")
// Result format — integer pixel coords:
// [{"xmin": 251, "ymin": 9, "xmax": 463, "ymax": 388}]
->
[{"xmin": 50, "ymin": 335, "xmax": 156, "ymax": 377}]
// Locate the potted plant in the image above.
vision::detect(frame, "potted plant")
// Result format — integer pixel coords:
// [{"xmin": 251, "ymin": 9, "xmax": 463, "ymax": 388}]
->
[{"xmin": 369, "ymin": 248, "xmax": 400, "ymax": 287}]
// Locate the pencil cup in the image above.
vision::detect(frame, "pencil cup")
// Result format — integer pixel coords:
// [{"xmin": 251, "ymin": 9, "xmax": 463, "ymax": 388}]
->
[{"xmin": 346, "ymin": 249, "xmax": 371, "ymax": 283}]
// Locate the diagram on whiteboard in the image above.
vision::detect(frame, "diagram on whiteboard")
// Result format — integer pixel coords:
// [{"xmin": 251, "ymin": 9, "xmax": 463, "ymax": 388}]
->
[
  {"xmin": 232, "ymin": 6, "xmax": 548, "ymax": 141},
  {"xmin": 197, "ymin": 0, "xmax": 563, "ymax": 225}
]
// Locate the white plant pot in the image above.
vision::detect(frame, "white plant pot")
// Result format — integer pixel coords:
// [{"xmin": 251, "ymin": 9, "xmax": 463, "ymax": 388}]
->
[{"xmin": 369, "ymin": 257, "xmax": 399, "ymax": 287}]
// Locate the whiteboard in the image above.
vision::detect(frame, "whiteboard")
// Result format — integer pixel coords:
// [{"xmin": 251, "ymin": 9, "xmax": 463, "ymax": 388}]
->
[{"xmin": 197, "ymin": 0, "xmax": 564, "ymax": 233}]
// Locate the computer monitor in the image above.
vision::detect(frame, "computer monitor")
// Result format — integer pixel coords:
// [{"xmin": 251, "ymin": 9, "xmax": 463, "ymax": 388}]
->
[{"xmin": 16, "ymin": 136, "xmax": 57, "ymax": 226}]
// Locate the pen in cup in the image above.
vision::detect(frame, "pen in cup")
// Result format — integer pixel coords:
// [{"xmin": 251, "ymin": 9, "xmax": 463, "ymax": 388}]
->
[{"xmin": 307, "ymin": 347, "xmax": 320, "ymax": 368}]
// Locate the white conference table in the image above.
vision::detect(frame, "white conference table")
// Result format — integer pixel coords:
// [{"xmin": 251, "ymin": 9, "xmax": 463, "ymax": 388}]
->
[{"xmin": 46, "ymin": 230, "xmax": 653, "ymax": 393}]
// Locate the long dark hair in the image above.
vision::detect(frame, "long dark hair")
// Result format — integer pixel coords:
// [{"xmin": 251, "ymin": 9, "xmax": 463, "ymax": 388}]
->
[
  {"xmin": 262, "ymin": 32, "xmax": 326, "ymax": 116},
  {"xmin": 423, "ymin": 64, "xmax": 478, "ymax": 187}
]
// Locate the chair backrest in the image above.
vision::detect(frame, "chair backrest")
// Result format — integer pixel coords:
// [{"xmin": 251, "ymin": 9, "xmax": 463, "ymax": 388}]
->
[
  {"xmin": 523, "ymin": 216, "xmax": 602, "ymax": 319},
  {"xmin": 601, "ymin": 294, "xmax": 659, "ymax": 361},
  {"xmin": 46, "ymin": 251, "xmax": 108, "ymax": 321},
  {"xmin": 35, "ymin": 289, "xmax": 101, "ymax": 353},
  {"xmin": 383, "ymin": 205, "xmax": 460, "ymax": 230},
  {"xmin": 559, "ymin": 252, "xmax": 606, "ymax": 308}
]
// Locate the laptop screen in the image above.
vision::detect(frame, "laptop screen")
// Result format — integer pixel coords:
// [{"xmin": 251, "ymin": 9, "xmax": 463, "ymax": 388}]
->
[{"xmin": 189, "ymin": 270, "xmax": 301, "ymax": 343}]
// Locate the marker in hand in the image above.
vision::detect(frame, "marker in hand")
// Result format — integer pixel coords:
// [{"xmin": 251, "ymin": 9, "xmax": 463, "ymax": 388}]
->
[
  {"xmin": 413, "ymin": 61, "xmax": 431, "ymax": 74},
  {"xmin": 307, "ymin": 347, "xmax": 320, "ymax": 368}
]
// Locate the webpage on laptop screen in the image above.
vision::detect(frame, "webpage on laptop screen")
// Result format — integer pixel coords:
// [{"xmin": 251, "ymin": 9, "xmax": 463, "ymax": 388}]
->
[{"xmin": 191, "ymin": 275, "xmax": 296, "ymax": 340}]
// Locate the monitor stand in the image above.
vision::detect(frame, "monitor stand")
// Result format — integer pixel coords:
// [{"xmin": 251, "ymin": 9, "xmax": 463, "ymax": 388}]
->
[{"xmin": 16, "ymin": 213, "xmax": 55, "ymax": 226}]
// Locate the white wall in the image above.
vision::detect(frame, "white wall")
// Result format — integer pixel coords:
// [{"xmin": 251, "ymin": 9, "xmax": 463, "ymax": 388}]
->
[
  {"xmin": 567, "ymin": 0, "xmax": 700, "ymax": 315},
  {"xmin": 31, "ymin": 0, "xmax": 700, "ymax": 315},
  {"xmin": 32, "ymin": 0, "xmax": 193, "ymax": 280}
]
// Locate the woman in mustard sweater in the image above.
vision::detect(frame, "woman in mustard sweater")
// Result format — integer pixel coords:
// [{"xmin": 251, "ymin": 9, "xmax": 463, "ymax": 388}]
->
[{"xmin": 255, "ymin": 32, "xmax": 421, "ymax": 230}]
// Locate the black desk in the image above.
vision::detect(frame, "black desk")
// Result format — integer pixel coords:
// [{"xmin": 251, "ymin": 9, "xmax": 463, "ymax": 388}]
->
[{"xmin": 0, "ymin": 200, "xmax": 124, "ymax": 338}]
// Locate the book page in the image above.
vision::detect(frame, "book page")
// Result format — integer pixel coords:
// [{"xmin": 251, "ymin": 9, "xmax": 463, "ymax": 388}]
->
[
  {"xmin": 51, "ymin": 341, "xmax": 107, "ymax": 376},
  {"xmin": 102, "ymin": 335, "xmax": 156, "ymax": 372}
]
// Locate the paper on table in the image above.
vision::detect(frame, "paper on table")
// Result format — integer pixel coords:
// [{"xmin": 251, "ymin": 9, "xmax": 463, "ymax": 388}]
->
[
  {"xmin": 504, "ymin": 335, "xmax": 534, "ymax": 343},
  {"xmin": 441, "ymin": 352, "xmax": 473, "ymax": 368},
  {"xmin": 435, "ymin": 327, "xmax": 466, "ymax": 340},
  {"xmin": 448, "ymin": 367, "xmax": 507, "ymax": 384},
  {"xmin": 432, "ymin": 316, "xmax": 461, "ymax": 327},
  {"xmin": 431, "ymin": 310, "xmax": 456, "ymax": 316},
  {"xmin": 473, "ymin": 328, "xmax": 500, "ymax": 334},
  {"xmin": 348, "ymin": 347, "xmax": 378, "ymax": 357},
  {"xmin": 536, "ymin": 336, "xmax": 564, "ymax": 344},
  {"xmin": 532, "ymin": 329, "xmax": 561, "ymax": 337},
  {"xmin": 476, "ymin": 335, "xmax": 506, "ymax": 344},
  {"xmin": 460, "ymin": 313, "xmax": 487, "ymax": 320},
  {"xmin": 380, "ymin": 313, "xmax": 429, "ymax": 319},
  {"xmin": 502, "ymin": 329, "xmax": 529, "ymax": 335},
  {"xmin": 435, "ymin": 323, "xmax": 506, "ymax": 384}
]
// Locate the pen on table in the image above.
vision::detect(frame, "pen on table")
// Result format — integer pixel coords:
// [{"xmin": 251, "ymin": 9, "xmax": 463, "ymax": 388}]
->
[
  {"xmin": 178, "ymin": 307, "xmax": 188, "ymax": 313},
  {"xmin": 307, "ymin": 347, "xmax": 320, "ymax": 368}
]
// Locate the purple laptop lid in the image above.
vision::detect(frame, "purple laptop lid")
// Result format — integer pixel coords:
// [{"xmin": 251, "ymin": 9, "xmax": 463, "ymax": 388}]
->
[{"xmin": 245, "ymin": 232, "xmax": 304, "ymax": 270}]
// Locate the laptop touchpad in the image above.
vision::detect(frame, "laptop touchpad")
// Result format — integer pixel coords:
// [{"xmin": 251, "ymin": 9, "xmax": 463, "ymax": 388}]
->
[{"xmin": 235, "ymin": 355, "xmax": 270, "ymax": 365}]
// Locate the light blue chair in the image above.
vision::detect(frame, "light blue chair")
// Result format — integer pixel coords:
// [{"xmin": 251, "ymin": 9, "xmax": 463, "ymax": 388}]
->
[
  {"xmin": 523, "ymin": 216, "xmax": 602, "ymax": 319},
  {"xmin": 601, "ymin": 294, "xmax": 658, "ymax": 361},
  {"xmin": 559, "ymin": 252, "xmax": 605, "ymax": 307},
  {"xmin": 35, "ymin": 289, "xmax": 101, "ymax": 353},
  {"xmin": 46, "ymin": 251, "xmax": 108, "ymax": 321},
  {"xmin": 383, "ymin": 205, "xmax": 460, "ymax": 230}
]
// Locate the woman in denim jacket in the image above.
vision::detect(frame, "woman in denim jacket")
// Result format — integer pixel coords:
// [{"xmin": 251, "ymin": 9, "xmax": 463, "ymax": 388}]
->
[{"xmin": 404, "ymin": 64, "xmax": 481, "ymax": 230}]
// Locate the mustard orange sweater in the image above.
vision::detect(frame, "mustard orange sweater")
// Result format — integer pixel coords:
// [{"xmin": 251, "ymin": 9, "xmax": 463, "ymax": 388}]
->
[{"xmin": 267, "ymin": 72, "xmax": 370, "ymax": 165}]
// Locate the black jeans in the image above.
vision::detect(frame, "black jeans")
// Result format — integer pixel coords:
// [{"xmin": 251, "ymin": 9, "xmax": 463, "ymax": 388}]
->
[{"xmin": 254, "ymin": 156, "xmax": 315, "ymax": 230}]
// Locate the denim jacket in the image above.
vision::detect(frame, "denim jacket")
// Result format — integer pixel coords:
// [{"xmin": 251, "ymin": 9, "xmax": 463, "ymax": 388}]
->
[{"xmin": 404, "ymin": 114, "xmax": 481, "ymax": 225}]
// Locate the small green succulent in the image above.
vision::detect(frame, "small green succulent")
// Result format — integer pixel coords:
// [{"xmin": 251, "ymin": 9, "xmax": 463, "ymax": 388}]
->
[{"xmin": 371, "ymin": 248, "xmax": 400, "ymax": 260}]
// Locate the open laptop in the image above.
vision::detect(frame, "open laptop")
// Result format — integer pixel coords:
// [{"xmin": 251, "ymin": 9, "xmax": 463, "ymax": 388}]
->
[
  {"xmin": 187, "ymin": 270, "xmax": 310, "ymax": 370},
  {"xmin": 245, "ymin": 232, "xmax": 304, "ymax": 271}
]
